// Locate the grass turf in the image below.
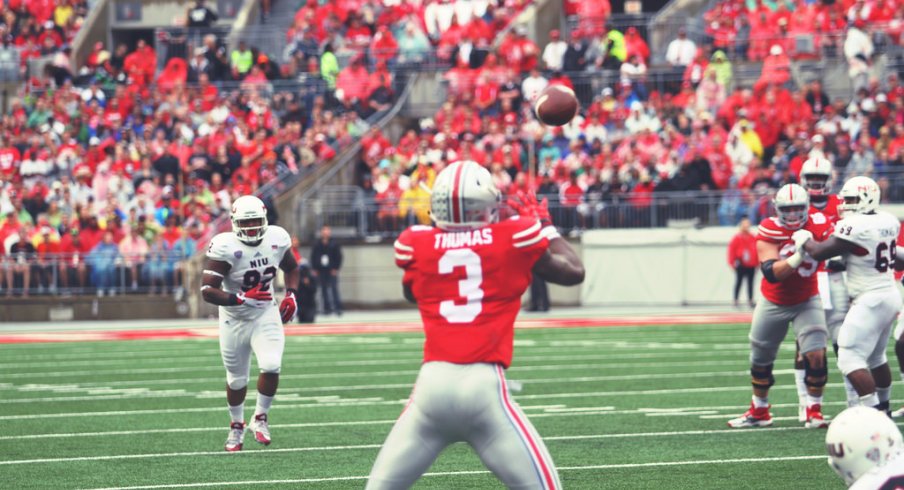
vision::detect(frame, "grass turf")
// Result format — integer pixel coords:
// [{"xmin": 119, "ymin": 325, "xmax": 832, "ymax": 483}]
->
[{"xmin": 0, "ymin": 321, "xmax": 894, "ymax": 489}]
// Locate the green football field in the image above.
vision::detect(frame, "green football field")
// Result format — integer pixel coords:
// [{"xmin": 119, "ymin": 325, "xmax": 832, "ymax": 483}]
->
[{"xmin": 2, "ymin": 321, "xmax": 900, "ymax": 489}]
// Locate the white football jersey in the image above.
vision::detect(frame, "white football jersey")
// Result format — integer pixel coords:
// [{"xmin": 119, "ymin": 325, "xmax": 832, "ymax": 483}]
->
[
  {"xmin": 206, "ymin": 225, "xmax": 291, "ymax": 320},
  {"xmin": 833, "ymin": 211, "xmax": 900, "ymax": 298},
  {"xmin": 850, "ymin": 451, "xmax": 904, "ymax": 490}
]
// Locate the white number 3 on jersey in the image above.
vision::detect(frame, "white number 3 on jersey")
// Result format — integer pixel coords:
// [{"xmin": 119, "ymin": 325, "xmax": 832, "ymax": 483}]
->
[{"xmin": 438, "ymin": 249, "xmax": 484, "ymax": 323}]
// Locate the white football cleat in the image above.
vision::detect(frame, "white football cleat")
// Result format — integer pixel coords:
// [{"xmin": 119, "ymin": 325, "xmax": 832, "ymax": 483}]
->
[
  {"xmin": 248, "ymin": 413, "xmax": 271, "ymax": 445},
  {"xmin": 225, "ymin": 421, "xmax": 244, "ymax": 452},
  {"xmin": 797, "ymin": 402, "xmax": 807, "ymax": 423},
  {"xmin": 892, "ymin": 406, "xmax": 904, "ymax": 419}
]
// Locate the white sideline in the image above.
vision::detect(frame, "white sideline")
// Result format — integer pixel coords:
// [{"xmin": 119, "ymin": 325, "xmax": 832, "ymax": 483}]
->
[{"xmin": 78, "ymin": 455, "xmax": 825, "ymax": 490}]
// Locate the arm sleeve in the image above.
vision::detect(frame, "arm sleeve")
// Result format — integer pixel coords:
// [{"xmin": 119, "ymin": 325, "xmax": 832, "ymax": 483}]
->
[
  {"xmin": 205, "ymin": 234, "xmax": 233, "ymax": 265},
  {"xmin": 510, "ymin": 218, "xmax": 553, "ymax": 267},
  {"xmin": 756, "ymin": 221, "xmax": 790, "ymax": 244},
  {"xmin": 394, "ymin": 228, "xmax": 416, "ymax": 289}
]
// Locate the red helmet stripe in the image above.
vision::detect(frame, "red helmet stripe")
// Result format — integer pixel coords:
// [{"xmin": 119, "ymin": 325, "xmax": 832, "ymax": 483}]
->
[{"xmin": 451, "ymin": 162, "xmax": 464, "ymax": 223}]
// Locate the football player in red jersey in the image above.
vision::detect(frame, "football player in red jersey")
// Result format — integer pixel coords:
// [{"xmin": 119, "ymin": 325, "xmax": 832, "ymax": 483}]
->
[
  {"xmin": 792, "ymin": 157, "xmax": 859, "ymax": 420},
  {"xmin": 728, "ymin": 183, "xmax": 832, "ymax": 429},
  {"xmin": 366, "ymin": 161, "xmax": 584, "ymax": 490}
]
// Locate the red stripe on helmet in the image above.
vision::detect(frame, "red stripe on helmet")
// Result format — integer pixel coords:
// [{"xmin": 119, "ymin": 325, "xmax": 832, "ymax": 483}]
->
[{"xmin": 451, "ymin": 162, "xmax": 464, "ymax": 223}]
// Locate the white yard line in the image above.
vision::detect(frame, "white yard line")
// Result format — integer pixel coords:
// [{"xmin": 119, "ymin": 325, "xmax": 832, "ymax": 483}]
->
[
  {"xmin": 0, "ymin": 368, "xmax": 794, "ymax": 403},
  {"xmin": 1, "ymin": 427, "xmax": 827, "ymax": 466},
  {"xmin": 0, "ymin": 358, "xmax": 757, "ymax": 382},
  {"xmin": 77, "ymin": 455, "xmax": 824, "ymax": 489},
  {"xmin": 0, "ymin": 347, "xmax": 752, "ymax": 370}
]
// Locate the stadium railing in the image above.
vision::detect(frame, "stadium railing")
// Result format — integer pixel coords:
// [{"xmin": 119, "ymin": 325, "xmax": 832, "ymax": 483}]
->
[
  {"xmin": 0, "ymin": 252, "xmax": 194, "ymax": 298},
  {"xmin": 304, "ymin": 169, "xmax": 904, "ymax": 240}
]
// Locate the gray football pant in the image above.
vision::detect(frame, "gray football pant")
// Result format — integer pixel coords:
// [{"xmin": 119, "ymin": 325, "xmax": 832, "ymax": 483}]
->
[
  {"xmin": 366, "ymin": 361, "xmax": 561, "ymax": 490},
  {"xmin": 749, "ymin": 295, "xmax": 828, "ymax": 366}
]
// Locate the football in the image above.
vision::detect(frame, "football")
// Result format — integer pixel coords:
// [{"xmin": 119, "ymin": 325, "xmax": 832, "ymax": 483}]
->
[{"xmin": 534, "ymin": 85, "xmax": 579, "ymax": 126}]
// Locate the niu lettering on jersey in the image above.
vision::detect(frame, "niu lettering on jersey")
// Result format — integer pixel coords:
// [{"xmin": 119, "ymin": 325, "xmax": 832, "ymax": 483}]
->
[
  {"xmin": 757, "ymin": 214, "xmax": 832, "ymax": 305},
  {"xmin": 394, "ymin": 218, "xmax": 551, "ymax": 368}
]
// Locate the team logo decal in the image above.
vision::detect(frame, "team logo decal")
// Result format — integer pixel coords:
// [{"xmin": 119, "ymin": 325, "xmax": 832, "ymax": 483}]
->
[{"xmin": 234, "ymin": 250, "xmax": 243, "ymax": 259}]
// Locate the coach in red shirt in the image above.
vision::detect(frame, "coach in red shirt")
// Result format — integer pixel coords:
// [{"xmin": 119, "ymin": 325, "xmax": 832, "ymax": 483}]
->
[{"xmin": 728, "ymin": 216, "xmax": 758, "ymax": 307}]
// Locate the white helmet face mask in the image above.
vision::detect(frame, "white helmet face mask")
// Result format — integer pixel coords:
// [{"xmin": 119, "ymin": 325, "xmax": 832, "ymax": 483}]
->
[
  {"xmin": 838, "ymin": 176, "xmax": 880, "ymax": 218},
  {"xmin": 826, "ymin": 406, "xmax": 904, "ymax": 486},
  {"xmin": 774, "ymin": 183, "xmax": 809, "ymax": 230},
  {"xmin": 231, "ymin": 195, "xmax": 268, "ymax": 244},
  {"xmin": 800, "ymin": 157, "xmax": 832, "ymax": 196},
  {"xmin": 430, "ymin": 160, "xmax": 501, "ymax": 231}
]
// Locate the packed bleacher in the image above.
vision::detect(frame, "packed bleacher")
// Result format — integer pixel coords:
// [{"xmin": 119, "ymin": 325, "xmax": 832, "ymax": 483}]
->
[
  {"xmin": 348, "ymin": 0, "xmax": 904, "ymax": 238},
  {"xmin": 2, "ymin": 0, "xmax": 904, "ymax": 296}
]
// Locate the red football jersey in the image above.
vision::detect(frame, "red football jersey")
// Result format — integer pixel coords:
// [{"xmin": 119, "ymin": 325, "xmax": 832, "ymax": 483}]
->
[
  {"xmin": 757, "ymin": 213, "xmax": 832, "ymax": 305},
  {"xmin": 811, "ymin": 194, "xmax": 842, "ymax": 273},
  {"xmin": 810, "ymin": 194, "xmax": 842, "ymax": 225},
  {"xmin": 394, "ymin": 217, "xmax": 552, "ymax": 368}
]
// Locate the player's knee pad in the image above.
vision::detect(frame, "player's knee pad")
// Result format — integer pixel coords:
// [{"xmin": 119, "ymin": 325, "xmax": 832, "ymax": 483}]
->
[
  {"xmin": 751, "ymin": 364, "xmax": 775, "ymax": 390},
  {"xmin": 750, "ymin": 340, "xmax": 780, "ymax": 367},
  {"xmin": 837, "ymin": 348, "xmax": 868, "ymax": 376},
  {"xmin": 797, "ymin": 326, "xmax": 828, "ymax": 356},
  {"xmin": 803, "ymin": 353, "xmax": 828, "ymax": 388},
  {"xmin": 226, "ymin": 373, "xmax": 248, "ymax": 391}
]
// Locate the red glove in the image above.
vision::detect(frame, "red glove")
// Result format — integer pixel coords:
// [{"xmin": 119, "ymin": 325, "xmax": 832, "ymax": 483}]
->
[
  {"xmin": 507, "ymin": 190, "xmax": 553, "ymax": 227},
  {"xmin": 280, "ymin": 289, "xmax": 298, "ymax": 323},
  {"xmin": 236, "ymin": 283, "xmax": 273, "ymax": 308}
]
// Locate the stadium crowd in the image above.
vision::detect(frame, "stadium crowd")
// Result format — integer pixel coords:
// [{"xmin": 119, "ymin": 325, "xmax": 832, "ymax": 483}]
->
[
  {"xmin": 1, "ymin": 0, "xmax": 903, "ymax": 295},
  {"xmin": 353, "ymin": 0, "xmax": 904, "ymax": 235},
  {"xmin": 0, "ymin": 0, "xmax": 536, "ymax": 296}
]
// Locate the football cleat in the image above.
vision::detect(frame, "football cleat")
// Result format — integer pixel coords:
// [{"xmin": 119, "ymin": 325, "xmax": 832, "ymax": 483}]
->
[
  {"xmin": 248, "ymin": 413, "xmax": 271, "ymax": 445},
  {"xmin": 804, "ymin": 404, "xmax": 829, "ymax": 428},
  {"xmin": 892, "ymin": 406, "xmax": 904, "ymax": 419},
  {"xmin": 727, "ymin": 403, "xmax": 773, "ymax": 428},
  {"xmin": 225, "ymin": 421, "xmax": 244, "ymax": 452},
  {"xmin": 798, "ymin": 400, "xmax": 807, "ymax": 423}
]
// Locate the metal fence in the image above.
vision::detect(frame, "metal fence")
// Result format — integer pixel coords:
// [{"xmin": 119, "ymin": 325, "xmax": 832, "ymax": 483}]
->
[
  {"xmin": 0, "ymin": 252, "xmax": 194, "ymax": 298},
  {"xmin": 301, "ymin": 190, "xmax": 766, "ymax": 241}
]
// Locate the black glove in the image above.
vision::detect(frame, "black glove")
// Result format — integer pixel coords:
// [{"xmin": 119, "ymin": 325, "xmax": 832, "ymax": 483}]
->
[{"xmin": 826, "ymin": 259, "xmax": 846, "ymax": 272}]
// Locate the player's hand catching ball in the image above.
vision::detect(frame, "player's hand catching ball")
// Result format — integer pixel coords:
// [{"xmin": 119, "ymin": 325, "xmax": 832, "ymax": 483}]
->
[
  {"xmin": 280, "ymin": 289, "xmax": 298, "ymax": 323},
  {"xmin": 237, "ymin": 283, "xmax": 273, "ymax": 308},
  {"xmin": 791, "ymin": 230, "xmax": 813, "ymax": 250},
  {"xmin": 507, "ymin": 190, "xmax": 553, "ymax": 228}
]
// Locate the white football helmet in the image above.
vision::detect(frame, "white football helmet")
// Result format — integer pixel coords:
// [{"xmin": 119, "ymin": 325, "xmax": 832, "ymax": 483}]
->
[
  {"xmin": 838, "ymin": 176, "xmax": 880, "ymax": 217},
  {"xmin": 826, "ymin": 406, "xmax": 904, "ymax": 486},
  {"xmin": 230, "ymin": 195, "xmax": 268, "ymax": 244},
  {"xmin": 799, "ymin": 157, "xmax": 832, "ymax": 197},
  {"xmin": 430, "ymin": 160, "xmax": 501, "ymax": 231},
  {"xmin": 774, "ymin": 183, "xmax": 809, "ymax": 230}
]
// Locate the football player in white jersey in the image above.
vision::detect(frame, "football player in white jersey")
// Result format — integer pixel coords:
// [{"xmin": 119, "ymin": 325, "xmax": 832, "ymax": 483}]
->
[
  {"xmin": 826, "ymin": 406, "xmax": 904, "ymax": 489},
  {"xmin": 201, "ymin": 195, "xmax": 300, "ymax": 451},
  {"xmin": 793, "ymin": 157, "xmax": 860, "ymax": 419},
  {"xmin": 797, "ymin": 176, "xmax": 903, "ymax": 413}
]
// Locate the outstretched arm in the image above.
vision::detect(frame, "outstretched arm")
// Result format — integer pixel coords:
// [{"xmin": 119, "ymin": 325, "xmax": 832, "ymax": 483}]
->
[
  {"xmin": 803, "ymin": 235, "xmax": 859, "ymax": 262},
  {"xmin": 279, "ymin": 251, "xmax": 300, "ymax": 292}
]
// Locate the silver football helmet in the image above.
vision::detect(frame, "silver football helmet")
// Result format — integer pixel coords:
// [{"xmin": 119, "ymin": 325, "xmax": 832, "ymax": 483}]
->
[
  {"xmin": 799, "ymin": 156, "xmax": 832, "ymax": 197},
  {"xmin": 231, "ymin": 195, "xmax": 268, "ymax": 244},
  {"xmin": 430, "ymin": 160, "xmax": 501, "ymax": 231},
  {"xmin": 826, "ymin": 406, "xmax": 904, "ymax": 486},
  {"xmin": 774, "ymin": 183, "xmax": 809, "ymax": 230},
  {"xmin": 838, "ymin": 175, "xmax": 880, "ymax": 217}
]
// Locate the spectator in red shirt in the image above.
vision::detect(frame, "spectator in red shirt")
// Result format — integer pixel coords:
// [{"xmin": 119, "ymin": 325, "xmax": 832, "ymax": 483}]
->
[
  {"xmin": 727, "ymin": 216, "xmax": 757, "ymax": 307},
  {"xmin": 624, "ymin": 27, "xmax": 650, "ymax": 62}
]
